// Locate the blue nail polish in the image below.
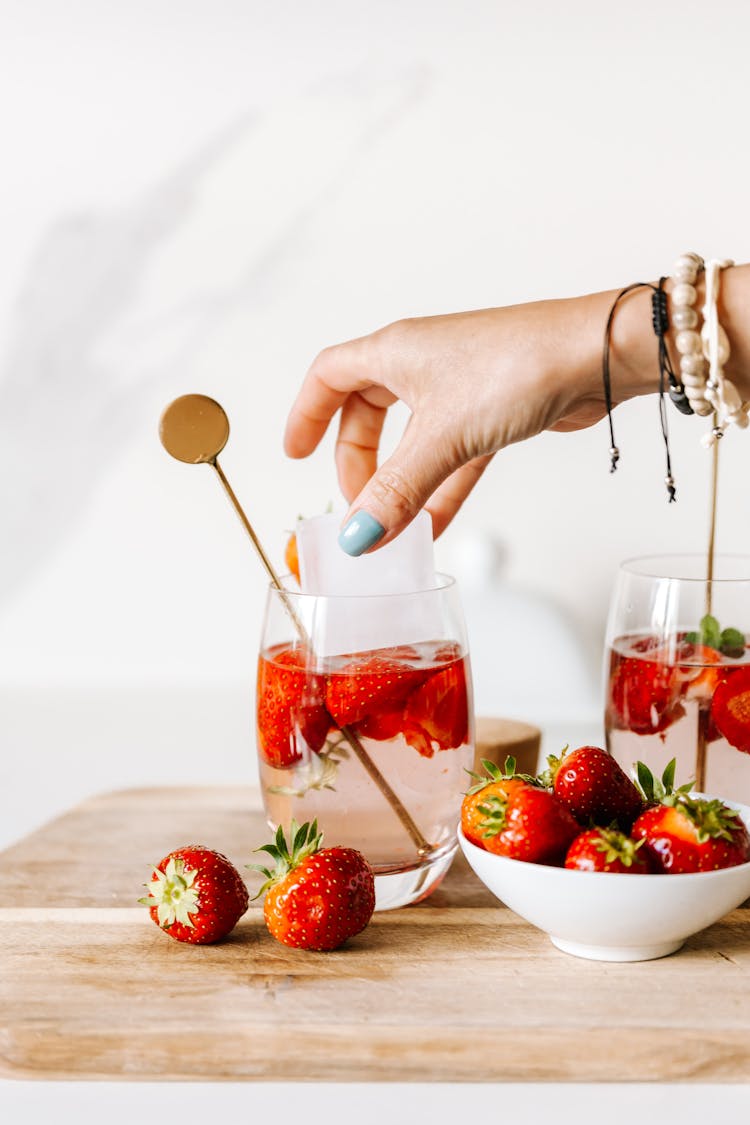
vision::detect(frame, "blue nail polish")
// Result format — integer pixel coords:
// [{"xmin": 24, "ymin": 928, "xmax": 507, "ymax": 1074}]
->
[{"xmin": 338, "ymin": 512, "xmax": 385, "ymax": 556}]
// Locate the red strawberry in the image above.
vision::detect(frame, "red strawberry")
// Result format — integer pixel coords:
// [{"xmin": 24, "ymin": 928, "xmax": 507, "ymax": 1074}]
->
[
  {"xmin": 710, "ymin": 666, "xmax": 750, "ymax": 754},
  {"xmin": 461, "ymin": 757, "xmax": 534, "ymax": 849},
  {"xmin": 257, "ymin": 645, "xmax": 331, "ymax": 769},
  {"xmin": 355, "ymin": 705, "xmax": 405, "ymax": 742},
  {"xmin": 139, "ymin": 845, "xmax": 249, "ymax": 944},
  {"xmin": 564, "ymin": 827, "xmax": 653, "ymax": 873},
  {"xmin": 325, "ymin": 650, "xmax": 428, "ymax": 728},
  {"xmin": 252, "ymin": 820, "xmax": 375, "ymax": 951},
  {"xmin": 401, "ymin": 657, "xmax": 469, "ymax": 758},
  {"xmin": 631, "ymin": 797, "xmax": 750, "ymax": 873},
  {"xmin": 607, "ymin": 651, "xmax": 683, "ymax": 736},
  {"xmin": 477, "ymin": 785, "xmax": 579, "ymax": 865},
  {"xmin": 543, "ymin": 745, "xmax": 644, "ymax": 828}
]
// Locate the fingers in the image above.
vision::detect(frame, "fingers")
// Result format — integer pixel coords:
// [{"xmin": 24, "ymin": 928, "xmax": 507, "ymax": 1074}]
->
[
  {"xmin": 424, "ymin": 454, "xmax": 495, "ymax": 539},
  {"xmin": 335, "ymin": 392, "xmax": 388, "ymax": 502},
  {"xmin": 284, "ymin": 335, "xmax": 392, "ymax": 459},
  {"xmin": 338, "ymin": 419, "xmax": 457, "ymax": 556}
]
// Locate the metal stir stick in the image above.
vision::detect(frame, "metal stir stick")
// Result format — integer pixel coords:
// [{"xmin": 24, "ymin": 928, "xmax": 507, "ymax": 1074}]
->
[{"xmin": 158, "ymin": 394, "xmax": 431, "ymax": 855}]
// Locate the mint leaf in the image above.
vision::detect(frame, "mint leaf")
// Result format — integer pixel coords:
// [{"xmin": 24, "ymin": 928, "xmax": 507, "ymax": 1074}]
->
[
  {"xmin": 720, "ymin": 627, "xmax": 746, "ymax": 658},
  {"xmin": 684, "ymin": 631, "xmax": 700, "ymax": 645},
  {"xmin": 700, "ymin": 614, "xmax": 721, "ymax": 648}
]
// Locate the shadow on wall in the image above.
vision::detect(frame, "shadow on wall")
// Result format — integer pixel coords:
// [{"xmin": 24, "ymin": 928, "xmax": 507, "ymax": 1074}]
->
[{"xmin": 0, "ymin": 71, "xmax": 427, "ymax": 609}]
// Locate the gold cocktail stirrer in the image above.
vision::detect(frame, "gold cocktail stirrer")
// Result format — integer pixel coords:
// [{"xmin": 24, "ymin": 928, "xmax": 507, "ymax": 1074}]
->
[{"xmin": 159, "ymin": 394, "xmax": 431, "ymax": 856}]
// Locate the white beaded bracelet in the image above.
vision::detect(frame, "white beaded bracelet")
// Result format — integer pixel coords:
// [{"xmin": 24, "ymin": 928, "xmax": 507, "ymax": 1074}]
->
[
  {"xmin": 670, "ymin": 252, "xmax": 713, "ymax": 417},
  {"xmin": 700, "ymin": 258, "xmax": 749, "ymax": 448}
]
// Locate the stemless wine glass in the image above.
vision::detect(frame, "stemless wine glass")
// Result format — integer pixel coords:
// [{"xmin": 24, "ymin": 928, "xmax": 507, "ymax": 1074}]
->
[
  {"xmin": 255, "ymin": 575, "xmax": 474, "ymax": 910},
  {"xmin": 604, "ymin": 554, "xmax": 750, "ymax": 802}
]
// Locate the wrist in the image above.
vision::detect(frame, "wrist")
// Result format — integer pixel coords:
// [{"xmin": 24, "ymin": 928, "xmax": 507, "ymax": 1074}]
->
[{"xmin": 559, "ymin": 285, "xmax": 659, "ymax": 407}]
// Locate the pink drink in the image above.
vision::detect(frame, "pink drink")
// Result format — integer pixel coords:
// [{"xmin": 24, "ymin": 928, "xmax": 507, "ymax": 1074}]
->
[
  {"xmin": 257, "ymin": 639, "xmax": 473, "ymax": 874},
  {"xmin": 605, "ymin": 633, "xmax": 750, "ymax": 801}
]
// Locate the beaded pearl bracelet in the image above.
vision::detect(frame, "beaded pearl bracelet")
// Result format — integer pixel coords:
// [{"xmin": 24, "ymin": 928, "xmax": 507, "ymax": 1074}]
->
[
  {"xmin": 700, "ymin": 258, "xmax": 749, "ymax": 447},
  {"xmin": 671, "ymin": 252, "xmax": 713, "ymax": 417}
]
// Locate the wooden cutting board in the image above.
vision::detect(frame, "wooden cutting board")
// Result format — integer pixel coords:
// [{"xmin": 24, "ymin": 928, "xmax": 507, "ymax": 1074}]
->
[{"xmin": 1, "ymin": 777, "xmax": 750, "ymax": 1082}]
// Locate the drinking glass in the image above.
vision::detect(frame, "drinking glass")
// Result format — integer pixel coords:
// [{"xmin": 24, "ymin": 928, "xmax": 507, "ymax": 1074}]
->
[
  {"xmin": 604, "ymin": 554, "xmax": 750, "ymax": 801},
  {"xmin": 256, "ymin": 575, "xmax": 474, "ymax": 909}
]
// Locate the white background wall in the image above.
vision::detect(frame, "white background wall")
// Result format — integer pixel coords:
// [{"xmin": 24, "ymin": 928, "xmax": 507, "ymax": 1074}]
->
[{"xmin": 2, "ymin": 0, "xmax": 750, "ymax": 830}]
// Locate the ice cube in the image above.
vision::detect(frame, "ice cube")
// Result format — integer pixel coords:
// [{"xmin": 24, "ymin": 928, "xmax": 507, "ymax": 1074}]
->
[
  {"xmin": 295, "ymin": 511, "xmax": 440, "ymax": 656},
  {"xmin": 296, "ymin": 510, "xmax": 436, "ymax": 596}
]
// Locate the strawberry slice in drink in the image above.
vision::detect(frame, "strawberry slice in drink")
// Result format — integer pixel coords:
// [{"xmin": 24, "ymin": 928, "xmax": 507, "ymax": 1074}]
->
[
  {"xmin": 674, "ymin": 642, "xmax": 724, "ymax": 702},
  {"xmin": 257, "ymin": 646, "xmax": 331, "ymax": 769},
  {"xmin": 608, "ymin": 650, "xmax": 684, "ymax": 736},
  {"xmin": 711, "ymin": 666, "xmax": 750, "ymax": 754},
  {"xmin": 402, "ymin": 658, "xmax": 469, "ymax": 758},
  {"xmin": 325, "ymin": 649, "xmax": 429, "ymax": 730}
]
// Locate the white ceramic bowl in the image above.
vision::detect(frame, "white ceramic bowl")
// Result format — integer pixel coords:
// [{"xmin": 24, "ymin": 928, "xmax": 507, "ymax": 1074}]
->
[{"xmin": 458, "ymin": 797, "xmax": 750, "ymax": 962}]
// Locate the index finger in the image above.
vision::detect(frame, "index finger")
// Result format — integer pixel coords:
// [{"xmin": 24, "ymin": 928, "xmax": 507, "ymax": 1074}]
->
[{"xmin": 284, "ymin": 337, "xmax": 380, "ymax": 459}]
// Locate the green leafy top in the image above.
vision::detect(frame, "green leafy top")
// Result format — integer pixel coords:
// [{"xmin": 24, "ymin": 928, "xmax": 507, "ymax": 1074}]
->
[
  {"xmin": 537, "ymin": 744, "xmax": 571, "ymax": 790},
  {"xmin": 588, "ymin": 827, "xmax": 647, "ymax": 868},
  {"xmin": 464, "ymin": 755, "xmax": 540, "ymax": 797},
  {"xmin": 635, "ymin": 758, "xmax": 693, "ymax": 806},
  {"xmin": 248, "ymin": 819, "xmax": 323, "ymax": 899},
  {"xmin": 676, "ymin": 796, "xmax": 745, "ymax": 844},
  {"xmin": 685, "ymin": 614, "xmax": 746, "ymax": 659}
]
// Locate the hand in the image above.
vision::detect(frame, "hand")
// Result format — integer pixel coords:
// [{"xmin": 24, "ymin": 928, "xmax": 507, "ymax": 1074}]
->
[{"xmin": 284, "ymin": 292, "xmax": 653, "ymax": 554}]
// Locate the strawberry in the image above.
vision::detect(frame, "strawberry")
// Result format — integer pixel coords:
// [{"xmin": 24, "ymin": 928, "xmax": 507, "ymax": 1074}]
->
[
  {"xmin": 139, "ymin": 846, "xmax": 249, "ymax": 944},
  {"xmin": 607, "ymin": 650, "xmax": 684, "ymax": 736},
  {"xmin": 631, "ymin": 796, "xmax": 750, "ymax": 873},
  {"xmin": 284, "ymin": 532, "xmax": 300, "ymax": 583},
  {"xmin": 325, "ymin": 650, "xmax": 428, "ymax": 729},
  {"xmin": 564, "ymin": 827, "xmax": 652, "ymax": 873},
  {"xmin": 251, "ymin": 820, "xmax": 375, "ymax": 951},
  {"xmin": 543, "ymin": 745, "xmax": 644, "ymax": 829},
  {"xmin": 355, "ymin": 705, "xmax": 405, "ymax": 742},
  {"xmin": 710, "ymin": 666, "xmax": 750, "ymax": 754},
  {"xmin": 257, "ymin": 645, "xmax": 331, "ymax": 769},
  {"xmin": 402, "ymin": 658, "xmax": 469, "ymax": 758},
  {"xmin": 461, "ymin": 757, "xmax": 534, "ymax": 848},
  {"xmin": 475, "ymin": 784, "xmax": 579, "ymax": 865}
]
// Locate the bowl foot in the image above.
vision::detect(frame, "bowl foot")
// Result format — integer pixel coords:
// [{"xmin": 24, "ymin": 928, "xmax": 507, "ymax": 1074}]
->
[{"xmin": 550, "ymin": 936, "xmax": 685, "ymax": 962}]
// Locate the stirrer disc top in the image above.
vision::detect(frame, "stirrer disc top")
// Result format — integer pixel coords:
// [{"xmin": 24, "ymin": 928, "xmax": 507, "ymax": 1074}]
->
[{"xmin": 159, "ymin": 394, "xmax": 230, "ymax": 464}]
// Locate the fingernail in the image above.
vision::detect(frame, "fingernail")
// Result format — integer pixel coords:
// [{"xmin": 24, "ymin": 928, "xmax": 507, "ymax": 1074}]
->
[{"xmin": 338, "ymin": 512, "xmax": 385, "ymax": 556}]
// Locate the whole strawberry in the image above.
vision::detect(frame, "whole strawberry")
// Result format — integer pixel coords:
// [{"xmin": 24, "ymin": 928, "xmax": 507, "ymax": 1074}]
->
[
  {"xmin": 543, "ymin": 745, "xmax": 644, "ymax": 829},
  {"xmin": 139, "ymin": 845, "xmax": 249, "ymax": 944},
  {"xmin": 632, "ymin": 797, "xmax": 750, "ymax": 873},
  {"xmin": 476, "ymin": 784, "xmax": 579, "ymax": 865},
  {"xmin": 252, "ymin": 820, "xmax": 375, "ymax": 951},
  {"xmin": 461, "ymin": 756, "xmax": 536, "ymax": 849},
  {"xmin": 564, "ymin": 827, "xmax": 652, "ymax": 873}
]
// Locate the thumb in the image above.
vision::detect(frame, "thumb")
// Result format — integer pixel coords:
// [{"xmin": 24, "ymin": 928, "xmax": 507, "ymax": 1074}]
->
[{"xmin": 337, "ymin": 426, "xmax": 456, "ymax": 556}]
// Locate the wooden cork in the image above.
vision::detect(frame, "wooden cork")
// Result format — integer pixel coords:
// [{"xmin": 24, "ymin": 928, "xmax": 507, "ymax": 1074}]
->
[{"xmin": 474, "ymin": 715, "xmax": 542, "ymax": 777}]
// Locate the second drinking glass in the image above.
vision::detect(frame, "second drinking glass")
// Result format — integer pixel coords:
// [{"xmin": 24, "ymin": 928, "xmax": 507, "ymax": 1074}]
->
[{"xmin": 605, "ymin": 554, "xmax": 750, "ymax": 802}]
